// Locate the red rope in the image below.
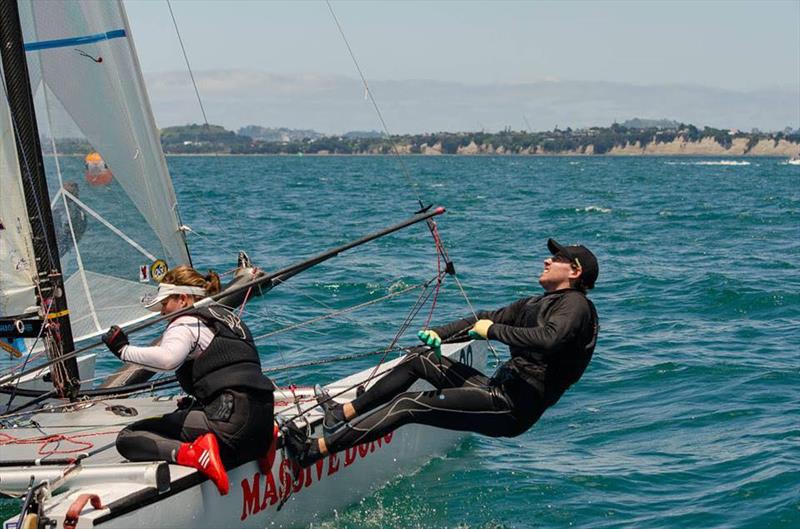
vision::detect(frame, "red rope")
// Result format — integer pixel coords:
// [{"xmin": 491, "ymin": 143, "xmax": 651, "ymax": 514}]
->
[
  {"xmin": 361, "ymin": 218, "xmax": 450, "ymax": 382},
  {"xmin": 0, "ymin": 430, "xmax": 118, "ymax": 456},
  {"xmin": 238, "ymin": 286, "xmax": 253, "ymax": 317},
  {"xmin": 423, "ymin": 220, "xmax": 447, "ymax": 328}
]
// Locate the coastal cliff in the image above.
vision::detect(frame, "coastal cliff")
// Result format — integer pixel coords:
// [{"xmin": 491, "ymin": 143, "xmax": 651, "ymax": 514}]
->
[
  {"xmin": 605, "ymin": 137, "xmax": 800, "ymax": 156},
  {"xmin": 46, "ymin": 122, "xmax": 798, "ymax": 156},
  {"xmin": 422, "ymin": 137, "xmax": 800, "ymax": 156},
  {"xmin": 265, "ymin": 138, "xmax": 800, "ymax": 156}
]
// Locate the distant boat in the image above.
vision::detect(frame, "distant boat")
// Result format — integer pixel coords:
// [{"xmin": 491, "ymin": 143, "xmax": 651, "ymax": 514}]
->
[
  {"xmin": 787, "ymin": 156, "xmax": 800, "ymax": 166},
  {"xmin": 84, "ymin": 151, "xmax": 113, "ymax": 185}
]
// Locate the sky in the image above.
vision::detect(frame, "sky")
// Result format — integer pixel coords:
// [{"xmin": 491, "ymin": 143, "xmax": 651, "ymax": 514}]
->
[{"xmin": 122, "ymin": 0, "xmax": 800, "ymax": 133}]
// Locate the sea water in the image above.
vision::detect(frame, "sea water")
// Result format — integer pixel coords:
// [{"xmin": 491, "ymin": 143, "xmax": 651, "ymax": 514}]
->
[{"xmin": 3, "ymin": 156, "xmax": 798, "ymax": 528}]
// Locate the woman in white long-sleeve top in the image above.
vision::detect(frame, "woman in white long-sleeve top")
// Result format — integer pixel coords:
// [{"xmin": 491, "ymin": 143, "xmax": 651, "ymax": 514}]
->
[{"xmin": 102, "ymin": 265, "xmax": 275, "ymax": 495}]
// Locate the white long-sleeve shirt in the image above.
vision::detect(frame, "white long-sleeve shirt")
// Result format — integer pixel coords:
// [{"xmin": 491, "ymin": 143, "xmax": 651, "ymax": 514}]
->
[{"xmin": 120, "ymin": 316, "xmax": 214, "ymax": 371}]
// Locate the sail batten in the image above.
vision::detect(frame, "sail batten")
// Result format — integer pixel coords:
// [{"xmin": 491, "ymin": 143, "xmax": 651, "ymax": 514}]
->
[{"xmin": 23, "ymin": 28, "xmax": 126, "ymax": 52}]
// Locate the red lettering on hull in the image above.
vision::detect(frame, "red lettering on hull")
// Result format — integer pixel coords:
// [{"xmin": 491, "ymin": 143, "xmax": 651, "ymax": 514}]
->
[
  {"xmin": 239, "ymin": 432, "xmax": 395, "ymax": 522},
  {"xmin": 240, "ymin": 473, "xmax": 260, "ymax": 521}
]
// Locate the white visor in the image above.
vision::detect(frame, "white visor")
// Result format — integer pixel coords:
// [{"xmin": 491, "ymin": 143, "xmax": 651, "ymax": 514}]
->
[{"xmin": 141, "ymin": 283, "xmax": 207, "ymax": 311}]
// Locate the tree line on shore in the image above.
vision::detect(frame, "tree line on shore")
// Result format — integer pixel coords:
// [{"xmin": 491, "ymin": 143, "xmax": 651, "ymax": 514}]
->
[{"xmin": 47, "ymin": 122, "xmax": 800, "ymax": 156}]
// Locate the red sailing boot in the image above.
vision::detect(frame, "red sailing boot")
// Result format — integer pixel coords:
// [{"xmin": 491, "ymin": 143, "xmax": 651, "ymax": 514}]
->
[
  {"xmin": 257, "ymin": 423, "xmax": 279, "ymax": 475},
  {"xmin": 176, "ymin": 433, "xmax": 229, "ymax": 495}
]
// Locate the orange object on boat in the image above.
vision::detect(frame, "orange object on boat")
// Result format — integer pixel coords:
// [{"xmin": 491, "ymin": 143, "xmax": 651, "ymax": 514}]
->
[{"xmin": 84, "ymin": 151, "xmax": 113, "ymax": 186}]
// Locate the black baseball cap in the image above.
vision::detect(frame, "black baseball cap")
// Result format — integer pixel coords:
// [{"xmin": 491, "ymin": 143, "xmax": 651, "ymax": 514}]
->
[{"xmin": 547, "ymin": 238, "xmax": 599, "ymax": 289}]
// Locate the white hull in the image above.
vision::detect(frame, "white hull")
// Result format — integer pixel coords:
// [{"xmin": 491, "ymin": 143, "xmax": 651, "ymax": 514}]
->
[{"xmin": 2, "ymin": 341, "xmax": 487, "ymax": 528}]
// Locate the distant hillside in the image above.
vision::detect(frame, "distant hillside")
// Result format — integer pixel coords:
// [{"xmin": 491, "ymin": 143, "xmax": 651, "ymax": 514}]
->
[
  {"xmin": 161, "ymin": 123, "xmax": 251, "ymax": 153},
  {"xmin": 43, "ymin": 122, "xmax": 800, "ymax": 156},
  {"xmin": 621, "ymin": 118, "xmax": 680, "ymax": 130},
  {"xmin": 156, "ymin": 122, "xmax": 799, "ymax": 156},
  {"xmin": 342, "ymin": 130, "xmax": 383, "ymax": 139}
]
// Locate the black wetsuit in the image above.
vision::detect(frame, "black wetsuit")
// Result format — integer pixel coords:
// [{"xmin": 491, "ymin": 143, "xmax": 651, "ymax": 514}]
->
[
  {"xmin": 116, "ymin": 306, "xmax": 275, "ymax": 466},
  {"xmin": 322, "ymin": 288, "xmax": 598, "ymax": 452}
]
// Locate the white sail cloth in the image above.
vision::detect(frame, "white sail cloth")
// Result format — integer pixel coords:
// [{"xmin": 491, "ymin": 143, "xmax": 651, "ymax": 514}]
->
[
  {"xmin": 0, "ymin": 89, "xmax": 37, "ymax": 317},
  {"xmin": 0, "ymin": 0, "xmax": 192, "ymax": 343}
]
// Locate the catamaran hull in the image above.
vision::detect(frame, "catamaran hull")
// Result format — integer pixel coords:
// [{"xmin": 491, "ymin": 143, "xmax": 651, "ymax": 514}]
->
[
  {"xmin": 2, "ymin": 341, "xmax": 487, "ymax": 529},
  {"xmin": 95, "ymin": 426, "xmax": 463, "ymax": 528}
]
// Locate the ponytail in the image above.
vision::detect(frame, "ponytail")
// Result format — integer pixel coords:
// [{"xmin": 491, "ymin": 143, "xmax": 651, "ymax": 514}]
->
[
  {"xmin": 203, "ymin": 270, "xmax": 221, "ymax": 296},
  {"xmin": 161, "ymin": 265, "xmax": 220, "ymax": 299}
]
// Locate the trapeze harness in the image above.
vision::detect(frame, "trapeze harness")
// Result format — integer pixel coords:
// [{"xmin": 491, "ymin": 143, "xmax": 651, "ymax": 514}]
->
[
  {"xmin": 116, "ymin": 305, "xmax": 276, "ymax": 466},
  {"xmin": 321, "ymin": 288, "xmax": 598, "ymax": 452}
]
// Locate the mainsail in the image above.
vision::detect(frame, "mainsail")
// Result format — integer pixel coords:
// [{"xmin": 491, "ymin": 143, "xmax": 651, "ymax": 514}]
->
[{"xmin": 0, "ymin": 0, "xmax": 191, "ymax": 344}]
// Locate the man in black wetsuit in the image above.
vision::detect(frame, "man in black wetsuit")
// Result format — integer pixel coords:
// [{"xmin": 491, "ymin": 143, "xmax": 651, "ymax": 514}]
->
[{"xmin": 284, "ymin": 238, "xmax": 599, "ymax": 467}]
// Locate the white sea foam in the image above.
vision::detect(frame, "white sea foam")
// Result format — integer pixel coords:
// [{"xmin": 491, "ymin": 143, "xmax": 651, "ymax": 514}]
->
[
  {"xmin": 695, "ymin": 160, "xmax": 751, "ymax": 166},
  {"xmin": 664, "ymin": 160, "xmax": 751, "ymax": 166},
  {"xmin": 577, "ymin": 205, "xmax": 612, "ymax": 214}
]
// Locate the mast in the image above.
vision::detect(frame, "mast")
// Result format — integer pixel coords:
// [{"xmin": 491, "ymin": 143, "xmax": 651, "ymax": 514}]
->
[{"xmin": 0, "ymin": 1, "xmax": 79, "ymax": 397}]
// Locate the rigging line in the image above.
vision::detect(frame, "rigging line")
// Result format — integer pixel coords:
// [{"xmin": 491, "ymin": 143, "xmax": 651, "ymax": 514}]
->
[
  {"xmin": 280, "ymin": 357, "xmax": 407, "ymax": 423},
  {"xmin": 310, "ymin": 4, "xmax": 467, "ymax": 391},
  {"xmin": 270, "ymin": 277, "xmax": 362, "ymax": 327},
  {"xmin": 0, "ymin": 344, "xmax": 410, "ymax": 417},
  {"xmin": 265, "ymin": 346, "xmax": 405, "ymax": 374},
  {"xmin": 251, "ymin": 281, "xmax": 427, "ymax": 342},
  {"xmin": 285, "ymin": 330, "xmax": 474, "ymax": 424},
  {"xmin": 63, "ymin": 188, "xmax": 157, "ymax": 262},
  {"xmin": 217, "ymin": 298, "xmax": 333, "ymax": 341},
  {"xmin": 363, "ymin": 271, "xmax": 441, "ymax": 382},
  {"xmin": 253, "ymin": 279, "xmax": 368, "ymax": 392},
  {"xmin": 325, "ymin": 3, "xmax": 485, "ymax": 345},
  {"xmin": 180, "ymin": 224, "xmax": 220, "ymax": 250},
  {"xmin": 262, "ymin": 270, "xmax": 434, "ymax": 337},
  {"xmin": 451, "ymin": 272, "xmax": 500, "ymax": 364},
  {"xmin": 356, "ymin": 223, "xmax": 448, "ymax": 383},
  {"xmin": 166, "ymin": 0, "xmax": 210, "ymax": 127},
  {"xmin": 4, "ymin": 302, "xmax": 53, "ymax": 410},
  {"xmin": 324, "ymin": 0, "xmax": 423, "ymax": 209},
  {"xmin": 0, "ymin": 208, "xmax": 447, "ymax": 388},
  {"xmin": 422, "ymin": 223, "xmax": 446, "ymax": 328},
  {"xmin": 327, "ymin": 0, "xmax": 456, "ymax": 286}
]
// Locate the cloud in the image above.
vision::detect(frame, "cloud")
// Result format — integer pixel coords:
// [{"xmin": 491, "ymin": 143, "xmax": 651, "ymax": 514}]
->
[{"xmin": 143, "ymin": 69, "xmax": 800, "ymax": 134}]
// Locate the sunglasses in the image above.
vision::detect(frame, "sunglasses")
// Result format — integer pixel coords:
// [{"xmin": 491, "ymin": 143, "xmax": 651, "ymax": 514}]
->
[{"xmin": 552, "ymin": 253, "xmax": 582, "ymax": 270}]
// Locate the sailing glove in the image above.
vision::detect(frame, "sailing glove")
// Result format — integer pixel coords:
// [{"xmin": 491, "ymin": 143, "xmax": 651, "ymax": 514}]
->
[
  {"xmin": 468, "ymin": 319, "xmax": 493, "ymax": 339},
  {"xmin": 417, "ymin": 329, "xmax": 442, "ymax": 357},
  {"xmin": 177, "ymin": 396, "xmax": 196, "ymax": 410},
  {"xmin": 102, "ymin": 325, "xmax": 129, "ymax": 358}
]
